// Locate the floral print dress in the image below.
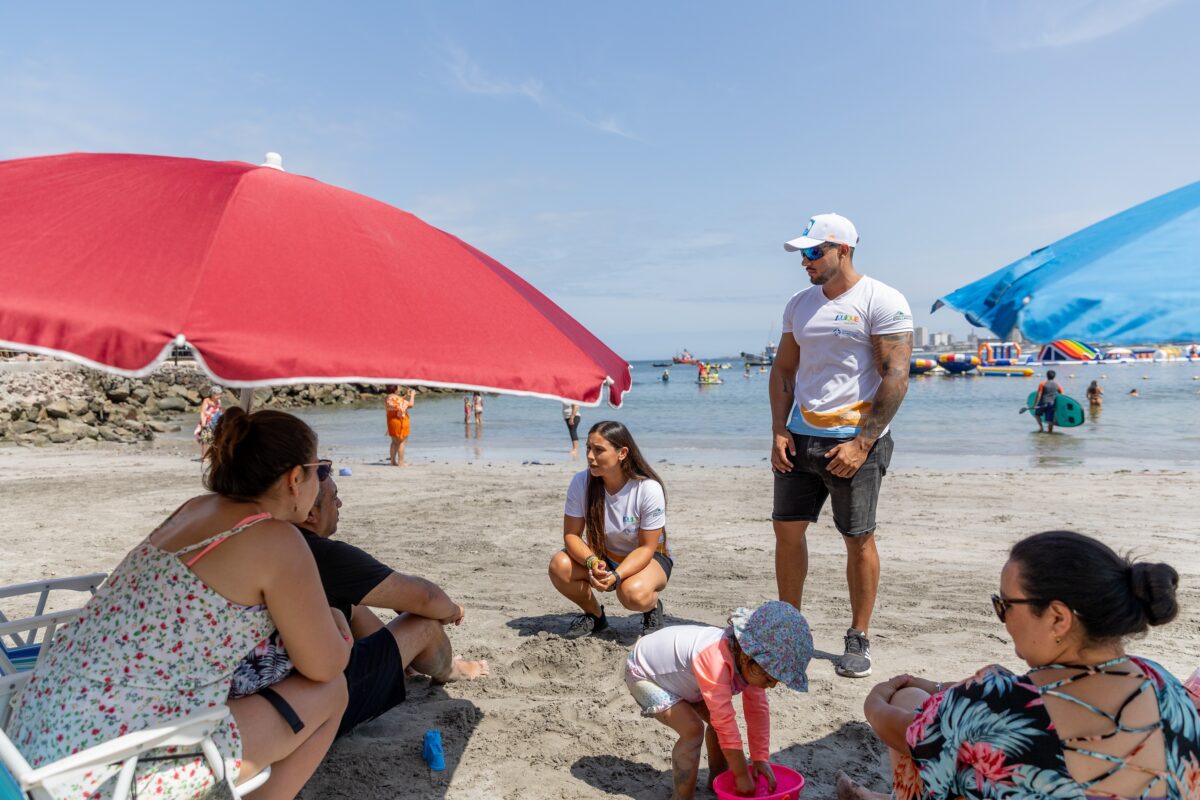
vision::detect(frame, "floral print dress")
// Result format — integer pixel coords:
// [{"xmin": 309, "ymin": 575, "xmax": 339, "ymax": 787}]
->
[
  {"xmin": 901, "ymin": 657, "xmax": 1200, "ymax": 800},
  {"xmin": 8, "ymin": 514, "xmax": 277, "ymax": 799}
]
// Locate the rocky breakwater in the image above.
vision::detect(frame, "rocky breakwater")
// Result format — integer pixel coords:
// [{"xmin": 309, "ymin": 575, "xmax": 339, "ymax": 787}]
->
[{"xmin": 0, "ymin": 363, "xmax": 421, "ymax": 447}]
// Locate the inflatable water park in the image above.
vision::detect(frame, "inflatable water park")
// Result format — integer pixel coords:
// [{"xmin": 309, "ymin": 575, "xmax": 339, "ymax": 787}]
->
[{"xmin": 910, "ymin": 339, "xmax": 1200, "ymax": 377}]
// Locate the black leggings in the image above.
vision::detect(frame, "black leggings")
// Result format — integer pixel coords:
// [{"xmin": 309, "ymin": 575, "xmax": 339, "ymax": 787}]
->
[{"xmin": 565, "ymin": 415, "xmax": 580, "ymax": 442}]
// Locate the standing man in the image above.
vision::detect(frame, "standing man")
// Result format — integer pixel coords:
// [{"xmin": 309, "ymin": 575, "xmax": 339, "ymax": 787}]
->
[
  {"xmin": 1033, "ymin": 369, "xmax": 1060, "ymax": 433},
  {"xmin": 769, "ymin": 213, "xmax": 912, "ymax": 678}
]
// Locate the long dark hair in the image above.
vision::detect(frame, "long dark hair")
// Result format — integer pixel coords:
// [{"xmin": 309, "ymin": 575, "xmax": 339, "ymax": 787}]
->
[
  {"xmin": 204, "ymin": 407, "xmax": 317, "ymax": 500},
  {"xmin": 584, "ymin": 421, "xmax": 666, "ymax": 559},
  {"xmin": 1010, "ymin": 530, "xmax": 1179, "ymax": 646}
]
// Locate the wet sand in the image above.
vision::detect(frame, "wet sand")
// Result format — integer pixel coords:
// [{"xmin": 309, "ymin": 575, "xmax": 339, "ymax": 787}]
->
[{"xmin": 1, "ymin": 441, "xmax": 1196, "ymax": 798}]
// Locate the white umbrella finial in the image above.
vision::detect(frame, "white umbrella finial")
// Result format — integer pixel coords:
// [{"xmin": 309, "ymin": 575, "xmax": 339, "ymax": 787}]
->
[{"xmin": 260, "ymin": 152, "xmax": 285, "ymax": 171}]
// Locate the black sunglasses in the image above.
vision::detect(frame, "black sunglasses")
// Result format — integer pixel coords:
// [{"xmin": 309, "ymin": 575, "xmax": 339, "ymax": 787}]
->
[
  {"xmin": 300, "ymin": 459, "xmax": 334, "ymax": 481},
  {"xmin": 990, "ymin": 593, "xmax": 1049, "ymax": 622}
]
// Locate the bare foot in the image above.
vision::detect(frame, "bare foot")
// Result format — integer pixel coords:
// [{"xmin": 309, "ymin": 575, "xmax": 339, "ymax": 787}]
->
[
  {"xmin": 432, "ymin": 658, "xmax": 489, "ymax": 683},
  {"xmin": 836, "ymin": 770, "xmax": 887, "ymax": 800}
]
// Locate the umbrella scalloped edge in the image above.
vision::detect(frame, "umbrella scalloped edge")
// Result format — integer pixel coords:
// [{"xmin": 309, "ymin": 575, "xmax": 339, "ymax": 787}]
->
[{"xmin": 0, "ymin": 336, "xmax": 631, "ymax": 408}]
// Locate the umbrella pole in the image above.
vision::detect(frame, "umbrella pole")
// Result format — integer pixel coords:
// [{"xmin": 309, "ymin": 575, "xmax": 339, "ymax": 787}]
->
[{"xmin": 239, "ymin": 388, "xmax": 254, "ymax": 411}]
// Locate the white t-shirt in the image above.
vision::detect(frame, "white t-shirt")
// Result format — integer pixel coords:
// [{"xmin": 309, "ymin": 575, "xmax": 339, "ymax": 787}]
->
[
  {"xmin": 563, "ymin": 470, "xmax": 669, "ymax": 558},
  {"xmin": 781, "ymin": 276, "xmax": 912, "ymax": 438}
]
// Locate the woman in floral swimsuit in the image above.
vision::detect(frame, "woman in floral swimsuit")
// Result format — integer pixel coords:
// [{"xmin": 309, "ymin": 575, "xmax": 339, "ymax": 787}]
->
[
  {"xmin": 840, "ymin": 530, "xmax": 1200, "ymax": 800},
  {"xmin": 9, "ymin": 408, "xmax": 352, "ymax": 799}
]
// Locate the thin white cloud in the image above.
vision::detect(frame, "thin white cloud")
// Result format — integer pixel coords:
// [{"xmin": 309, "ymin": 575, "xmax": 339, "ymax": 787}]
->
[
  {"xmin": 442, "ymin": 44, "xmax": 639, "ymax": 140},
  {"xmin": 984, "ymin": 0, "xmax": 1178, "ymax": 50}
]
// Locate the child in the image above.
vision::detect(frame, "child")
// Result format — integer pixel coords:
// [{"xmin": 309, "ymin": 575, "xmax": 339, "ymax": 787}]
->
[{"xmin": 624, "ymin": 601, "xmax": 812, "ymax": 799}]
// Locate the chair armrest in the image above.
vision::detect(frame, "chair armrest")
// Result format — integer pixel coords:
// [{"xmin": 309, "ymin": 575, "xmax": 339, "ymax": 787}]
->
[
  {"xmin": 0, "ymin": 574, "xmax": 107, "ymax": 601},
  {"xmin": 0, "ymin": 609, "xmax": 83, "ymax": 639},
  {"xmin": 22, "ymin": 706, "xmax": 230, "ymax": 786}
]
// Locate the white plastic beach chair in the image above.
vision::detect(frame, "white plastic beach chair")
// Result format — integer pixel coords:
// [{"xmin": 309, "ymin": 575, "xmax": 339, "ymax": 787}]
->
[
  {"xmin": 0, "ymin": 574, "xmax": 106, "ymax": 675},
  {"xmin": 0, "ymin": 672, "xmax": 270, "ymax": 799}
]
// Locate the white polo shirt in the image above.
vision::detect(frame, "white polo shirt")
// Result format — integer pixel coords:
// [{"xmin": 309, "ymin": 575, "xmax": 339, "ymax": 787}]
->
[{"xmin": 781, "ymin": 276, "xmax": 912, "ymax": 438}]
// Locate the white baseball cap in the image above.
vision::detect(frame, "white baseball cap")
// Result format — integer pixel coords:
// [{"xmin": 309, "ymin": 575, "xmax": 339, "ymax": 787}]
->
[{"xmin": 784, "ymin": 213, "xmax": 859, "ymax": 252}]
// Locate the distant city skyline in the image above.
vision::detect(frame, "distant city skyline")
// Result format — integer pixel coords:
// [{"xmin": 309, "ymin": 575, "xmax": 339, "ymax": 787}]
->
[{"xmin": 2, "ymin": 1, "xmax": 1197, "ymax": 360}]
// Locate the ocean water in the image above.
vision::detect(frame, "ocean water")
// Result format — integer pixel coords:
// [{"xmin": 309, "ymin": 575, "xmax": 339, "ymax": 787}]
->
[{"xmin": 291, "ymin": 360, "xmax": 1200, "ymax": 472}]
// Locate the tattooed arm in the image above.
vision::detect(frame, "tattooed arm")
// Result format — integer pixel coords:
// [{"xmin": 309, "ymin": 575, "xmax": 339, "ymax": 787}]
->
[{"xmin": 825, "ymin": 331, "xmax": 913, "ymax": 478}]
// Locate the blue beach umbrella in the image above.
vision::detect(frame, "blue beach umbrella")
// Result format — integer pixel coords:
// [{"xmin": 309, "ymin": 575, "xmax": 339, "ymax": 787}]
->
[{"xmin": 933, "ymin": 181, "xmax": 1200, "ymax": 344}]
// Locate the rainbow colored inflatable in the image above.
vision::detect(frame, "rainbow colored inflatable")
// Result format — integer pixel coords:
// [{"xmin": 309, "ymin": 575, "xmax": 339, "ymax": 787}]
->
[
  {"xmin": 1036, "ymin": 339, "xmax": 1100, "ymax": 362},
  {"xmin": 909, "ymin": 357, "xmax": 938, "ymax": 375},
  {"xmin": 937, "ymin": 353, "xmax": 980, "ymax": 374}
]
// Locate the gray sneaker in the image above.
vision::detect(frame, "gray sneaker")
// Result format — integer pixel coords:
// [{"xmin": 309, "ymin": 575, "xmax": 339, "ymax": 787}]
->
[
  {"xmin": 563, "ymin": 607, "xmax": 608, "ymax": 640},
  {"xmin": 641, "ymin": 599, "xmax": 665, "ymax": 637},
  {"xmin": 836, "ymin": 629, "xmax": 872, "ymax": 678}
]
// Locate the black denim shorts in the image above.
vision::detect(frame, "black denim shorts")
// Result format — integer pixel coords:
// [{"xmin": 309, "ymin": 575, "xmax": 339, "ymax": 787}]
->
[{"xmin": 772, "ymin": 432, "xmax": 894, "ymax": 536}]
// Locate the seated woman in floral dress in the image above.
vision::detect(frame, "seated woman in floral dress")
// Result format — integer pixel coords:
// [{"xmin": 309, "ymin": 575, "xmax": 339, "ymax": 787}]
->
[
  {"xmin": 9, "ymin": 408, "xmax": 352, "ymax": 799},
  {"xmin": 839, "ymin": 530, "xmax": 1200, "ymax": 800}
]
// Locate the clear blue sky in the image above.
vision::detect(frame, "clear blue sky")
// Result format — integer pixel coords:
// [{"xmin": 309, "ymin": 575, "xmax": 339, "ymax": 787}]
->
[{"xmin": 3, "ymin": 1, "xmax": 1197, "ymax": 359}]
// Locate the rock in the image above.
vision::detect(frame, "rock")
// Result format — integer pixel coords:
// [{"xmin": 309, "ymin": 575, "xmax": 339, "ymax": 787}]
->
[
  {"xmin": 157, "ymin": 397, "xmax": 188, "ymax": 412},
  {"xmin": 10, "ymin": 420, "xmax": 37, "ymax": 435},
  {"xmin": 145, "ymin": 420, "xmax": 171, "ymax": 433},
  {"xmin": 144, "ymin": 398, "xmax": 160, "ymax": 414},
  {"xmin": 80, "ymin": 411, "xmax": 97, "ymax": 424},
  {"xmin": 9, "ymin": 407, "xmax": 24, "ymax": 421},
  {"xmin": 19, "ymin": 433, "xmax": 50, "ymax": 446},
  {"xmin": 45, "ymin": 400, "xmax": 71, "ymax": 419},
  {"xmin": 98, "ymin": 426, "xmax": 124, "ymax": 442},
  {"xmin": 131, "ymin": 387, "xmax": 150, "ymax": 402},
  {"xmin": 106, "ymin": 386, "xmax": 131, "ymax": 402},
  {"xmin": 48, "ymin": 431, "xmax": 77, "ymax": 443},
  {"xmin": 68, "ymin": 398, "xmax": 89, "ymax": 415}
]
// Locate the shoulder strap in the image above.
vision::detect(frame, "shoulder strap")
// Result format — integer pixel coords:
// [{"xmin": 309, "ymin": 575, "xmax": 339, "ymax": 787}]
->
[{"xmin": 178, "ymin": 512, "xmax": 274, "ymax": 566}]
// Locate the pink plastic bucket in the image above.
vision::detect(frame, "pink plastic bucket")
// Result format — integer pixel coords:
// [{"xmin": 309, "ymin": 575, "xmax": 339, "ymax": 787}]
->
[{"xmin": 712, "ymin": 765, "xmax": 805, "ymax": 800}]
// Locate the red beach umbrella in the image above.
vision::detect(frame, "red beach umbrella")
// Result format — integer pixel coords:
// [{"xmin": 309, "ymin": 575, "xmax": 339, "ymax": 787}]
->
[{"xmin": 0, "ymin": 152, "xmax": 630, "ymax": 406}]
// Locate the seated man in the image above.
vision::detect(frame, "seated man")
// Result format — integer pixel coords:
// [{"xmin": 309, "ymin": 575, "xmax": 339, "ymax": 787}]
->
[{"xmin": 236, "ymin": 474, "xmax": 489, "ymax": 736}]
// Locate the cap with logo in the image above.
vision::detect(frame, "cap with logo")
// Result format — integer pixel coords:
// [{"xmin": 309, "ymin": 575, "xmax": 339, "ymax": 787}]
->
[{"xmin": 784, "ymin": 213, "xmax": 859, "ymax": 252}]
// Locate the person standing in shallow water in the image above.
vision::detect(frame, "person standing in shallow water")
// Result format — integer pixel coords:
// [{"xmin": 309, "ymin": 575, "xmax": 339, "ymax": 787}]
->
[
  {"xmin": 770, "ymin": 213, "xmax": 913, "ymax": 680},
  {"xmin": 1033, "ymin": 369, "xmax": 1061, "ymax": 433},
  {"xmin": 385, "ymin": 385, "xmax": 415, "ymax": 466},
  {"xmin": 548, "ymin": 421, "xmax": 672, "ymax": 639}
]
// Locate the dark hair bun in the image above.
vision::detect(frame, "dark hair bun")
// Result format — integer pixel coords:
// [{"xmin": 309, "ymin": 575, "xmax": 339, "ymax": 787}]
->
[
  {"xmin": 1129, "ymin": 562, "xmax": 1179, "ymax": 626},
  {"xmin": 204, "ymin": 408, "xmax": 316, "ymax": 500}
]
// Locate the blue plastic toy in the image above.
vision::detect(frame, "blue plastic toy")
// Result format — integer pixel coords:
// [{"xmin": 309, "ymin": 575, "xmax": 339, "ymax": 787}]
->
[
  {"xmin": 422, "ymin": 729, "xmax": 446, "ymax": 772},
  {"xmin": 338, "ymin": 467, "xmax": 352, "ymax": 477}
]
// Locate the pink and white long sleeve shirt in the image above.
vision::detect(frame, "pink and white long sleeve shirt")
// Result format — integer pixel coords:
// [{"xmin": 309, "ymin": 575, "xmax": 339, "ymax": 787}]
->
[{"xmin": 627, "ymin": 625, "xmax": 770, "ymax": 760}]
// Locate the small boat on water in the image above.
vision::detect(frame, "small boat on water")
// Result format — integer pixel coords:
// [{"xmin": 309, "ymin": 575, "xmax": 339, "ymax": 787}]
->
[
  {"xmin": 651, "ymin": 362, "xmax": 673, "ymax": 368},
  {"xmin": 742, "ymin": 341, "xmax": 777, "ymax": 367},
  {"xmin": 696, "ymin": 362, "xmax": 722, "ymax": 384},
  {"xmin": 673, "ymin": 349, "xmax": 698, "ymax": 365}
]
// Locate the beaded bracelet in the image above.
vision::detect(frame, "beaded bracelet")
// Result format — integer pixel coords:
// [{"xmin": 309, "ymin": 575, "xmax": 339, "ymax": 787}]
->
[{"xmin": 585, "ymin": 555, "xmax": 600, "ymax": 571}]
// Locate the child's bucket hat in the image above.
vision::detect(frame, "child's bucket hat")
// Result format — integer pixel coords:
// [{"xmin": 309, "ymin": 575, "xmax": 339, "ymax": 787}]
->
[{"xmin": 729, "ymin": 601, "xmax": 813, "ymax": 692}]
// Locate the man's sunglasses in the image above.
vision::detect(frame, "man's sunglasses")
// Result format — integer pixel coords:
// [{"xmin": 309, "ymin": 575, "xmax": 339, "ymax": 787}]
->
[
  {"xmin": 799, "ymin": 243, "xmax": 834, "ymax": 261},
  {"xmin": 990, "ymin": 593, "xmax": 1047, "ymax": 622},
  {"xmin": 301, "ymin": 459, "xmax": 334, "ymax": 481}
]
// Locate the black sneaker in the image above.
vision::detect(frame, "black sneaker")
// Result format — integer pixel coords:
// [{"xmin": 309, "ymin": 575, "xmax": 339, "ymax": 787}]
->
[
  {"xmin": 641, "ymin": 599, "xmax": 664, "ymax": 637},
  {"xmin": 836, "ymin": 628, "xmax": 872, "ymax": 678},
  {"xmin": 563, "ymin": 607, "xmax": 608, "ymax": 639}
]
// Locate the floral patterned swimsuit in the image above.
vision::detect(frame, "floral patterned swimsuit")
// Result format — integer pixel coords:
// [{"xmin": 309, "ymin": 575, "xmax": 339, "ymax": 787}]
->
[
  {"xmin": 901, "ymin": 657, "xmax": 1200, "ymax": 800},
  {"xmin": 9, "ymin": 513, "xmax": 277, "ymax": 799}
]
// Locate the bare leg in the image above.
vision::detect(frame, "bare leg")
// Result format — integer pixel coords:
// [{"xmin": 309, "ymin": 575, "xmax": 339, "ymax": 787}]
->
[
  {"xmin": 230, "ymin": 673, "xmax": 347, "ymax": 799},
  {"xmin": 388, "ymin": 437, "xmax": 400, "ymax": 466},
  {"xmin": 844, "ymin": 533, "xmax": 880, "ymax": 633},
  {"xmin": 386, "ymin": 613, "xmax": 489, "ymax": 682},
  {"xmin": 548, "ymin": 550, "xmax": 602, "ymax": 616},
  {"xmin": 773, "ymin": 520, "xmax": 810, "ymax": 609},
  {"xmin": 397, "ymin": 436, "xmax": 408, "ymax": 467},
  {"xmin": 614, "ymin": 558, "xmax": 668, "ymax": 613},
  {"xmin": 688, "ymin": 701, "xmax": 727, "ymax": 791},
  {"xmin": 656, "ymin": 702, "xmax": 706, "ymax": 800}
]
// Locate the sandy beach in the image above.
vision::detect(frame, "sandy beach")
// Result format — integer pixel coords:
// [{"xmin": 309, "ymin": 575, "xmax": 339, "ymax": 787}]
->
[{"xmin": 1, "ymin": 440, "xmax": 1197, "ymax": 799}]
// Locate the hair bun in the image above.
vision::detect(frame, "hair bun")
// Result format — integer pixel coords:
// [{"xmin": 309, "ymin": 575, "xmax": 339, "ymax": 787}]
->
[{"xmin": 1129, "ymin": 562, "xmax": 1179, "ymax": 626}]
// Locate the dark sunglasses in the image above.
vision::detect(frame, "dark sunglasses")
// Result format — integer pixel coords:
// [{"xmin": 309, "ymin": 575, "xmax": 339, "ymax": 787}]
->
[
  {"xmin": 301, "ymin": 459, "xmax": 334, "ymax": 481},
  {"xmin": 990, "ymin": 593, "xmax": 1048, "ymax": 622},
  {"xmin": 799, "ymin": 243, "xmax": 834, "ymax": 261}
]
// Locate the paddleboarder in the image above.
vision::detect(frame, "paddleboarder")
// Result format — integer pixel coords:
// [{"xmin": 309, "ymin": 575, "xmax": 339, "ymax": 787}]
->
[{"xmin": 1034, "ymin": 370, "xmax": 1061, "ymax": 433}]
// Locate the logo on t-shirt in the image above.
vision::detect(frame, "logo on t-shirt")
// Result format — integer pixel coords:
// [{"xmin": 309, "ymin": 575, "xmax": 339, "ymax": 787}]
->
[
  {"xmin": 891, "ymin": 310, "xmax": 912, "ymax": 322},
  {"xmin": 833, "ymin": 314, "xmax": 861, "ymax": 323},
  {"xmin": 623, "ymin": 514, "xmax": 639, "ymax": 526}
]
